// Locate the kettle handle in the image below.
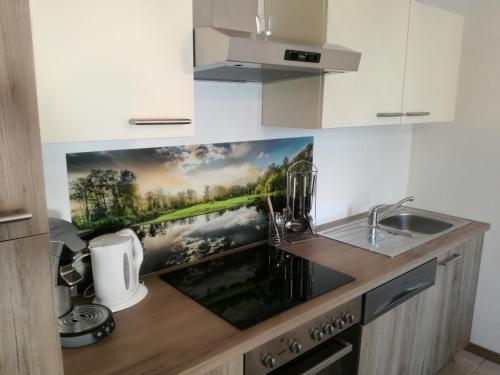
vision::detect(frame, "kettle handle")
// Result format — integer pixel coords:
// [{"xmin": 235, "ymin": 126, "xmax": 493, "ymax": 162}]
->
[{"xmin": 116, "ymin": 229, "xmax": 144, "ymax": 270}]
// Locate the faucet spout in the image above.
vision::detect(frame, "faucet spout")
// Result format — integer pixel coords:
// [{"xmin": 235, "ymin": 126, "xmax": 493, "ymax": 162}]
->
[
  {"xmin": 367, "ymin": 196, "xmax": 415, "ymax": 242},
  {"xmin": 378, "ymin": 196, "xmax": 415, "ymax": 222}
]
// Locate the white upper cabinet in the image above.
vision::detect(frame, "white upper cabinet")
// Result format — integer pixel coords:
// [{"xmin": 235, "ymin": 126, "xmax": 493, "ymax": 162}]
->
[
  {"xmin": 402, "ymin": 1, "xmax": 464, "ymax": 124},
  {"xmin": 322, "ymin": 0, "xmax": 410, "ymax": 128},
  {"xmin": 30, "ymin": 0, "xmax": 194, "ymax": 143},
  {"xmin": 262, "ymin": 0, "xmax": 464, "ymax": 130},
  {"xmin": 322, "ymin": 0, "xmax": 464, "ymax": 129}
]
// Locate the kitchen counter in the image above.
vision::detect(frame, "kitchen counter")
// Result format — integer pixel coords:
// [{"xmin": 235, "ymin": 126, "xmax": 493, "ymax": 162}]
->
[{"xmin": 62, "ymin": 212, "xmax": 490, "ymax": 375}]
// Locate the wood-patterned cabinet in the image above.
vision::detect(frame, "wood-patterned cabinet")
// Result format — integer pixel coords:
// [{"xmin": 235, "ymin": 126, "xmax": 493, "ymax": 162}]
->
[
  {"xmin": 431, "ymin": 235, "xmax": 484, "ymax": 373},
  {"xmin": 30, "ymin": 0, "xmax": 194, "ymax": 143},
  {"xmin": 0, "ymin": 0, "xmax": 48, "ymax": 242},
  {"xmin": 0, "ymin": 235, "xmax": 63, "ymax": 375},
  {"xmin": 0, "ymin": 0, "xmax": 63, "ymax": 373},
  {"xmin": 359, "ymin": 234, "xmax": 484, "ymax": 375}
]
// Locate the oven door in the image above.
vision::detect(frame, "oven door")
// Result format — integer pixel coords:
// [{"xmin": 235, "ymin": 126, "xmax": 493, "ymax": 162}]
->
[{"xmin": 267, "ymin": 327, "xmax": 360, "ymax": 375}]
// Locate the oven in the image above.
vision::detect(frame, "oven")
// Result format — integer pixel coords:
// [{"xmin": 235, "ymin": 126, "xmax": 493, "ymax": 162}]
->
[{"xmin": 244, "ymin": 297, "xmax": 361, "ymax": 375}]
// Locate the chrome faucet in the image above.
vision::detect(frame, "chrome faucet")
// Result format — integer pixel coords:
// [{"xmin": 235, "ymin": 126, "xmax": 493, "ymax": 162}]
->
[{"xmin": 367, "ymin": 196, "xmax": 415, "ymax": 243}]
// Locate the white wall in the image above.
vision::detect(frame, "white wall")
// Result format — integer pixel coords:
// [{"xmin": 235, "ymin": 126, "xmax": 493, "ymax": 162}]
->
[
  {"xmin": 408, "ymin": 0, "xmax": 500, "ymax": 353},
  {"xmin": 42, "ymin": 81, "xmax": 412, "ymax": 226}
]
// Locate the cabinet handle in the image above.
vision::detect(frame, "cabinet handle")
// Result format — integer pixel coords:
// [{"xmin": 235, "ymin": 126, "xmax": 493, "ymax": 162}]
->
[
  {"xmin": 0, "ymin": 210, "xmax": 33, "ymax": 225},
  {"xmin": 129, "ymin": 118, "xmax": 192, "ymax": 126},
  {"xmin": 439, "ymin": 253, "xmax": 462, "ymax": 267},
  {"xmin": 405, "ymin": 112, "xmax": 431, "ymax": 117},
  {"xmin": 377, "ymin": 112, "xmax": 405, "ymax": 117}
]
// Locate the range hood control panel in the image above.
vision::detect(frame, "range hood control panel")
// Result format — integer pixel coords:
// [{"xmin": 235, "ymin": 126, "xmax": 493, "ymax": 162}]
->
[{"xmin": 284, "ymin": 49, "xmax": 321, "ymax": 63}]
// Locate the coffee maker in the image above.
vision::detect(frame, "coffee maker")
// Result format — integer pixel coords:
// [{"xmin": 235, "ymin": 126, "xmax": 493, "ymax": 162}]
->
[{"xmin": 49, "ymin": 218, "xmax": 115, "ymax": 348}]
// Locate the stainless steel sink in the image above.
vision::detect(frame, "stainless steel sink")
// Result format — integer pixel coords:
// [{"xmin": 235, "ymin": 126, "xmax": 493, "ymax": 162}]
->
[
  {"xmin": 379, "ymin": 213, "xmax": 453, "ymax": 235},
  {"xmin": 319, "ymin": 208, "xmax": 470, "ymax": 257}
]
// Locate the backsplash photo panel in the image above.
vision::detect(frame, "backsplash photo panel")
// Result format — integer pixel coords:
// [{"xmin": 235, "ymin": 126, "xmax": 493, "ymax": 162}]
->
[{"xmin": 66, "ymin": 137, "xmax": 313, "ymax": 274}]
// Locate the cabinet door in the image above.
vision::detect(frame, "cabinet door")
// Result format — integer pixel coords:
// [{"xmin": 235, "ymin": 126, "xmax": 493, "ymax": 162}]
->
[
  {"xmin": 30, "ymin": 0, "xmax": 194, "ymax": 143},
  {"xmin": 322, "ymin": 0, "xmax": 410, "ymax": 128},
  {"xmin": 402, "ymin": 1, "xmax": 464, "ymax": 124},
  {"xmin": 358, "ymin": 287, "xmax": 435, "ymax": 375},
  {"xmin": 0, "ymin": 235, "xmax": 63, "ymax": 375},
  {"xmin": 431, "ymin": 234, "xmax": 483, "ymax": 373},
  {"xmin": 0, "ymin": 0, "xmax": 49, "ymax": 241}
]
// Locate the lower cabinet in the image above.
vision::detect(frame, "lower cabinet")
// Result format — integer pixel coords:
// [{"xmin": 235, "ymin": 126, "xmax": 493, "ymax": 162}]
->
[
  {"xmin": 431, "ymin": 234, "xmax": 484, "ymax": 373},
  {"xmin": 359, "ymin": 234, "xmax": 484, "ymax": 375},
  {"xmin": 0, "ymin": 235, "xmax": 63, "ymax": 375}
]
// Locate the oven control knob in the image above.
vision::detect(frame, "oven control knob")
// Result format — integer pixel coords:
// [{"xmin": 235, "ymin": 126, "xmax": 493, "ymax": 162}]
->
[
  {"xmin": 343, "ymin": 312, "xmax": 355, "ymax": 324},
  {"xmin": 333, "ymin": 318, "xmax": 346, "ymax": 330},
  {"xmin": 322, "ymin": 323, "xmax": 335, "ymax": 336},
  {"xmin": 310, "ymin": 328, "xmax": 324, "ymax": 341},
  {"xmin": 261, "ymin": 353, "xmax": 276, "ymax": 369},
  {"xmin": 289, "ymin": 340, "xmax": 303, "ymax": 354}
]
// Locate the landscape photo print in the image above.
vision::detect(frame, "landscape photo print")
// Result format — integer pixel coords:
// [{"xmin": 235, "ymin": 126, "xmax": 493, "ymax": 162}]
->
[{"xmin": 66, "ymin": 137, "xmax": 314, "ymax": 274}]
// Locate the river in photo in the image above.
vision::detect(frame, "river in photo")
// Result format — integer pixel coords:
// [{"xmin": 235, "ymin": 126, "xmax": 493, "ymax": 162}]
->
[{"xmin": 135, "ymin": 205, "xmax": 267, "ymax": 275}]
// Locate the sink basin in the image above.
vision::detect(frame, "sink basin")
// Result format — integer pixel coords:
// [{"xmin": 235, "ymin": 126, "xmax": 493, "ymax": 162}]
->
[
  {"xmin": 319, "ymin": 207, "xmax": 470, "ymax": 258},
  {"xmin": 379, "ymin": 213, "xmax": 453, "ymax": 235}
]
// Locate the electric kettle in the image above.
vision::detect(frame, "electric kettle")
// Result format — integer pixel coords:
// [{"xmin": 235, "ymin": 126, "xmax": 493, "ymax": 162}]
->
[{"xmin": 88, "ymin": 229, "xmax": 148, "ymax": 312}]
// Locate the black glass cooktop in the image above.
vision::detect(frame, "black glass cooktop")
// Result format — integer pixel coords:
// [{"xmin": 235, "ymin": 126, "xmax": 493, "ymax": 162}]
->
[{"xmin": 160, "ymin": 244, "xmax": 355, "ymax": 330}]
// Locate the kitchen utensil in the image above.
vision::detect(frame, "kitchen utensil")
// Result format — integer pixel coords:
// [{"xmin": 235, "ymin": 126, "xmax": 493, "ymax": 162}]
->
[
  {"xmin": 285, "ymin": 161, "xmax": 318, "ymax": 235},
  {"xmin": 89, "ymin": 228, "xmax": 148, "ymax": 312},
  {"xmin": 269, "ymin": 212, "xmax": 287, "ymax": 246},
  {"xmin": 285, "ymin": 174, "xmax": 306, "ymax": 232},
  {"xmin": 266, "ymin": 196, "xmax": 282, "ymax": 244},
  {"xmin": 285, "ymin": 218, "xmax": 307, "ymax": 233}
]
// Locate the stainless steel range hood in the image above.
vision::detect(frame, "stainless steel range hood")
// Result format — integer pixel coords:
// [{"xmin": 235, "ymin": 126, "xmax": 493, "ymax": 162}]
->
[{"xmin": 194, "ymin": 27, "xmax": 362, "ymax": 83}]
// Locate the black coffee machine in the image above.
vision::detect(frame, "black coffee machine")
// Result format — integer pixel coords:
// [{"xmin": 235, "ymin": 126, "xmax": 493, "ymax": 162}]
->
[{"xmin": 49, "ymin": 218, "xmax": 115, "ymax": 348}]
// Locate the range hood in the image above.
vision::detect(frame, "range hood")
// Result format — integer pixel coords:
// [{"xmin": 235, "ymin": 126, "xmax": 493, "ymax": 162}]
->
[{"xmin": 194, "ymin": 27, "xmax": 362, "ymax": 83}]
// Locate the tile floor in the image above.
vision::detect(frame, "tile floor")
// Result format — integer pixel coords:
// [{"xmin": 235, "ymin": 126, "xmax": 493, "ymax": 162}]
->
[{"xmin": 438, "ymin": 350, "xmax": 500, "ymax": 375}]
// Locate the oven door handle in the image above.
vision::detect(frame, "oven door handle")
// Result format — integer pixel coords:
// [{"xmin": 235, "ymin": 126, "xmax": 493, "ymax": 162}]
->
[{"xmin": 301, "ymin": 338, "xmax": 353, "ymax": 375}]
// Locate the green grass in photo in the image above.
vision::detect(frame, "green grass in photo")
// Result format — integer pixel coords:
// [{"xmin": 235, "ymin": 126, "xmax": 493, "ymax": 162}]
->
[{"xmin": 143, "ymin": 194, "xmax": 269, "ymax": 225}]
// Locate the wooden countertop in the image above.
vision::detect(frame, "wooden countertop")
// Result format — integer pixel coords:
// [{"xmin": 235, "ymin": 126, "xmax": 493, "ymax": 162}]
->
[{"xmin": 62, "ymin": 214, "xmax": 490, "ymax": 375}]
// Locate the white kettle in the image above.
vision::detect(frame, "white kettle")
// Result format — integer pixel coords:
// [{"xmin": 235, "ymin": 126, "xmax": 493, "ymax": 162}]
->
[{"xmin": 88, "ymin": 229, "xmax": 148, "ymax": 312}]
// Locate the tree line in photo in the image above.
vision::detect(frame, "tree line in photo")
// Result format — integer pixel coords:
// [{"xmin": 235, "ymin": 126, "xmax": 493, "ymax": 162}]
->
[{"xmin": 69, "ymin": 143, "xmax": 313, "ymax": 232}]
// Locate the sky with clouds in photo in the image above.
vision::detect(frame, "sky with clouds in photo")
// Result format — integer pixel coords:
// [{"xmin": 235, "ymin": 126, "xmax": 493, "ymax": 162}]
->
[{"xmin": 66, "ymin": 137, "xmax": 313, "ymax": 196}]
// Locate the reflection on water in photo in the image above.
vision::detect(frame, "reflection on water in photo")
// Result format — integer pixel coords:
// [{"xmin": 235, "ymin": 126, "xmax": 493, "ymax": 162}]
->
[{"xmin": 135, "ymin": 205, "xmax": 267, "ymax": 275}]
